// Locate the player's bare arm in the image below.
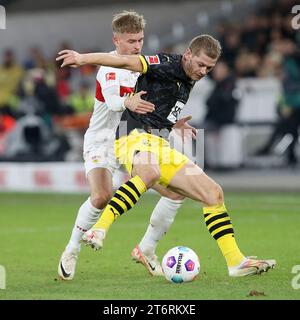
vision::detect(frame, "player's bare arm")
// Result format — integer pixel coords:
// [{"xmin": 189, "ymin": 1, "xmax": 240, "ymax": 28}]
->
[{"xmin": 56, "ymin": 50, "xmax": 143, "ymax": 72}]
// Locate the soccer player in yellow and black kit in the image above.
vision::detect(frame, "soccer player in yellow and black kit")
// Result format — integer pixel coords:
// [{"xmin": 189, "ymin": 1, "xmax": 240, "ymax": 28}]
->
[{"xmin": 57, "ymin": 35, "xmax": 276, "ymax": 277}]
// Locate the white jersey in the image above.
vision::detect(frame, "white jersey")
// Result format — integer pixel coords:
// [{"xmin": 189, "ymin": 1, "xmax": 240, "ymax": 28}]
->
[
  {"xmin": 83, "ymin": 52, "xmax": 139, "ymax": 175},
  {"xmin": 84, "ymin": 55, "xmax": 139, "ymax": 151}
]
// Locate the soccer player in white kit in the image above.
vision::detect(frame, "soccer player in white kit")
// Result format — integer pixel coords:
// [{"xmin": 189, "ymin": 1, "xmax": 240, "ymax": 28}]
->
[{"xmin": 58, "ymin": 11, "xmax": 184, "ymax": 280}]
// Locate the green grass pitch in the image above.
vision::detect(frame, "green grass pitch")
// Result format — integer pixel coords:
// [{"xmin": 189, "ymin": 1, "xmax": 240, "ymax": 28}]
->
[{"xmin": 0, "ymin": 191, "xmax": 299, "ymax": 300}]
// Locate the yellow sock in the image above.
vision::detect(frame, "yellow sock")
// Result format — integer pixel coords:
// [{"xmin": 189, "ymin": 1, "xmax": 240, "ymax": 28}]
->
[
  {"xmin": 203, "ymin": 203, "xmax": 244, "ymax": 267},
  {"xmin": 93, "ymin": 175, "xmax": 147, "ymax": 232}
]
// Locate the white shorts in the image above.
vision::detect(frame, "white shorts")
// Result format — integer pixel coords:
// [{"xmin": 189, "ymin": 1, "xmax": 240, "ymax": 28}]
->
[{"xmin": 83, "ymin": 142, "xmax": 120, "ymax": 176}]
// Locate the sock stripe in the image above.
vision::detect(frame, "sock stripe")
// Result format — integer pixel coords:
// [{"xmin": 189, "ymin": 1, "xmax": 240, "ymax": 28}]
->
[
  {"xmin": 93, "ymin": 175, "xmax": 147, "ymax": 234},
  {"xmin": 114, "ymin": 192, "xmax": 132, "ymax": 211},
  {"xmin": 206, "ymin": 216, "xmax": 231, "ymax": 230},
  {"xmin": 116, "ymin": 190, "xmax": 135, "ymax": 207},
  {"xmin": 213, "ymin": 228, "xmax": 234, "ymax": 240},
  {"xmin": 208, "ymin": 220, "xmax": 232, "ymax": 234},
  {"xmin": 203, "ymin": 204, "xmax": 244, "ymax": 268},
  {"xmin": 122, "ymin": 184, "xmax": 139, "ymax": 201},
  {"xmin": 205, "ymin": 212, "xmax": 229, "ymax": 226},
  {"xmin": 109, "ymin": 200, "xmax": 125, "ymax": 215},
  {"xmin": 119, "ymin": 186, "xmax": 137, "ymax": 205},
  {"xmin": 126, "ymin": 180, "xmax": 141, "ymax": 197},
  {"xmin": 207, "ymin": 217, "xmax": 231, "ymax": 229},
  {"xmin": 112, "ymin": 196, "xmax": 128, "ymax": 212}
]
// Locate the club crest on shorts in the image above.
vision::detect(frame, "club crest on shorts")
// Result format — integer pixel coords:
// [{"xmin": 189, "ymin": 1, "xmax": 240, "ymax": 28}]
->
[{"xmin": 91, "ymin": 155, "xmax": 101, "ymax": 163}]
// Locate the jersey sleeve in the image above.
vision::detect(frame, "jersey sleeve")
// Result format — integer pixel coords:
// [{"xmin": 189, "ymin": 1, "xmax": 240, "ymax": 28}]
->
[
  {"xmin": 96, "ymin": 67, "xmax": 126, "ymax": 112},
  {"xmin": 97, "ymin": 66, "xmax": 121, "ymax": 90},
  {"xmin": 139, "ymin": 53, "xmax": 176, "ymax": 80}
]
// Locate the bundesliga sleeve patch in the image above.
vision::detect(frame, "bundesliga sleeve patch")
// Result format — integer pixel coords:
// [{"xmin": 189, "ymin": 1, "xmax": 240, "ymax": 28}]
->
[
  {"xmin": 105, "ymin": 72, "xmax": 116, "ymax": 81},
  {"xmin": 144, "ymin": 55, "xmax": 160, "ymax": 65}
]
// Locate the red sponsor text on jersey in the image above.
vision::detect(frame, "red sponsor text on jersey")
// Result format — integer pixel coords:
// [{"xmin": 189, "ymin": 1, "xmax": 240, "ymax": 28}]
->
[
  {"xmin": 95, "ymin": 80, "xmax": 134, "ymax": 102},
  {"xmin": 120, "ymin": 86, "xmax": 134, "ymax": 97},
  {"xmin": 145, "ymin": 55, "xmax": 160, "ymax": 65},
  {"xmin": 106, "ymin": 72, "xmax": 116, "ymax": 81}
]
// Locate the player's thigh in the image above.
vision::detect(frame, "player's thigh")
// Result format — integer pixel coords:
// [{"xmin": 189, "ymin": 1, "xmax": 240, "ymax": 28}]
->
[
  {"xmin": 131, "ymin": 151, "xmax": 161, "ymax": 187},
  {"xmin": 167, "ymin": 160, "xmax": 223, "ymax": 206},
  {"xmin": 84, "ymin": 142, "xmax": 115, "ymax": 207},
  {"xmin": 116, "ymin": 131, "xmax": 160, "ymax": 177},
  {"xmin": 152, "ymin": 183, "xmax": 185, "ymax": 201}
]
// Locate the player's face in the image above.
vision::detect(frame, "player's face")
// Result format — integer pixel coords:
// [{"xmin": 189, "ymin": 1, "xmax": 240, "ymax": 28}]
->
[
  {"xmin": 183, "ymin": 49, "xmax": 218, "ymax": 81},
  {"xmin": 113, "ymin": 31, "xmax": 144, "ymax": 55}
]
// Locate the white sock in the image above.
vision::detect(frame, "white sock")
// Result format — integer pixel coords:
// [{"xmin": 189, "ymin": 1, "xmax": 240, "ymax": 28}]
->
[
  {"xmin": 139, "ymin": 196, "xmax": 184, "ymax": 256},
  {"xmin": 66, "ymin": 197, "xmax": 102, "ymax": 252}
]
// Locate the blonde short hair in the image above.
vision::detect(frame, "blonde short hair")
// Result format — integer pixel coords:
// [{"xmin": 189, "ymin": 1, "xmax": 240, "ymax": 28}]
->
[
  {"xmin": 189, "ymin": 34, "xmax": 222, "ymax": 59},
  {"xmin": 112, "ymin": 10, "xmax": 146, "ymax": 34}
]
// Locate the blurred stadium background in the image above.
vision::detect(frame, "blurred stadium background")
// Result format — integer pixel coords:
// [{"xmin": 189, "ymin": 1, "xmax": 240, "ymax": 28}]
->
[{"xmin": 0, "ymin": 0, "xmax": 299, "ymax": 193}]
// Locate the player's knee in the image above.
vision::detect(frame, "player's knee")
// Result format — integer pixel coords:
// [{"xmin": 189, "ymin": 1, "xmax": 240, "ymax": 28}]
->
[
  {"xmin": 135, "ymin": 165, "xmax": 160, "ymax": 188},
  {"xmin": 90, "ymin": 192, "xmax": 112, "ymax": 210},
  {"xmin": 203, "ymin": 183, "xmax": 224, "ymax": 206}
]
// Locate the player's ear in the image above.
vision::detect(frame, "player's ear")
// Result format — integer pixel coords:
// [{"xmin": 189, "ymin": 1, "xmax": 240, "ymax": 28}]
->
[
  {"xmin": 183, "ymin": 48, "xmax": 192, "ymax": 60},
  {"xmin": 112, "ymin": 35, "xmax": 119, "ymax": 47}
]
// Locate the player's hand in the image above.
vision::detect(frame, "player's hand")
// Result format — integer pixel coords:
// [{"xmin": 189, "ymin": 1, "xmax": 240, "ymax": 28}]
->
[
  {"xmin": 56, "ymin": 50, "xmax": 84, "ymax": 68},
  {"xmin": 124, "ymin": 91, "xmax": 155, "ymax": 114},
  {"xmin": 172, "ymin": 115, "xmax": 198, "ymax": 140}
]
